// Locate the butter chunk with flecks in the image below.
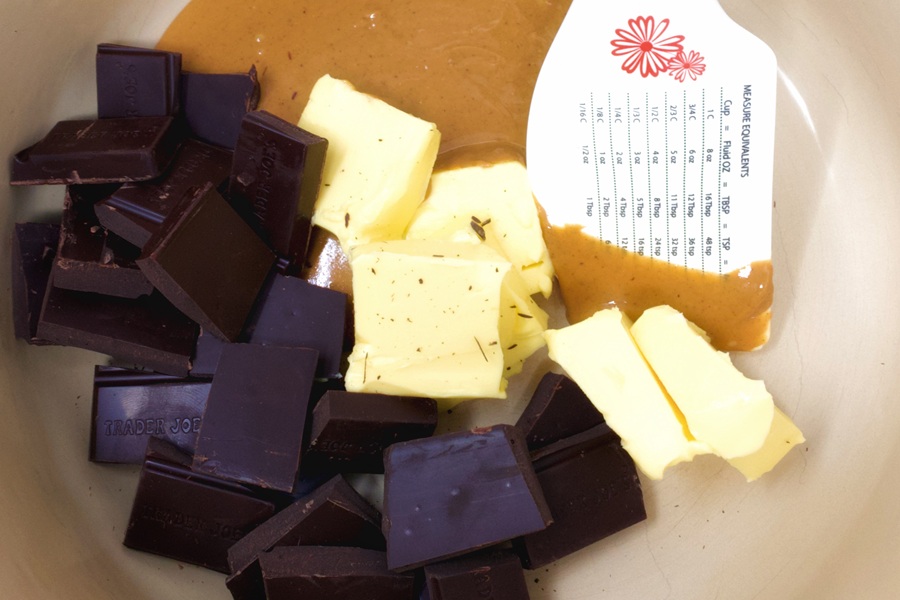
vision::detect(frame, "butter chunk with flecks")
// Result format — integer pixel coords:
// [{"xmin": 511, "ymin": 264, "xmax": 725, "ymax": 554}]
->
[
  {"xmin": 345, "ymin": 240, "xmax": 510, "ymax": 400},
  {"xmin": 298, "ymin": 75, "xmax": 440, "ymax": 253}
]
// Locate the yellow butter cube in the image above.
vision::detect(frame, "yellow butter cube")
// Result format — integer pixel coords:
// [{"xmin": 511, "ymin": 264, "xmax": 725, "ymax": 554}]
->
[{"xmin": 298, "ymin": 75, "xmax": 441, "ymax": 252}]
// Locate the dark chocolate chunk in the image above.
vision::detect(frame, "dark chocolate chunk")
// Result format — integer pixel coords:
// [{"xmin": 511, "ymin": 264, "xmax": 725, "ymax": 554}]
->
[
  {"xmin": 10, "ymin": 116, "xmax": 183, "ymax": 185},
  {"xmin": 94, "ymin": 139, "xmax": 233, "ymax": 248},
  {"xmin": 192, "ymin": 344, "xmax": 318, "ymax": 491},
  {"xmin": 383, "ymin": 424, "xmax": 553, "ymax": 572},
  {"xmin": 181, "ymin": 67, "xmax": 260, "ymax": 149},
  {"xmin": 189, "ymin": 327, "xmax": 227, "ymax": 378},
  {"xmin": 96, "ymin": 43, "xmax": 181, "ymax": 118},
  {"xmin": 11, "ymin": 222, "xmax": 60, "ymax": 344},
  {"xmin": 90, "ymin": 366, "xmax": 210, "ymax": 464},
  {"xmin": 53, "ymin": 185, "xmax": 153, "ymax": 298},
  {"xmin": 36, "ymin": 283, "xmax": 198, "ymax": 376},
  {"xmin": 226, "ymin": 474, "xmax": 385, "ymax": 600},
  {"xmin": 424, "ymin": 550, "xmax": 531, "ymax": 600},
  {"xmin": 124, "ymin": 438, "xmax": 276, "ymax": 573},
  {"xmin": 304, "ymin": 391, "xmax": 437, "ymax": 474},
  {"xmin": 242, "ymin": 273, "xmax": 347, "ymax": 377},
  {"xmin": 260, "ymin": 546, "xmax": 416, "ymax": 600},
  {"xmin": 229, "ymin": 110, "xmax": 327, "ymax": 267},
  {"xmin": 513, "ymin": 424, "xmax": 646, "ymax": 569},
  {"xmin": 515, "ymin": 372, "xmax": 605, "ymax": 451},
  {"xmin": 137, "ymin": 182, "xmax": 275, "ymax": 341}
]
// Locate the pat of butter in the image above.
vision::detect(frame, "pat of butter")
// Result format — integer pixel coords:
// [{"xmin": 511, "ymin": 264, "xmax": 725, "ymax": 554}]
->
[
  {"xmin": 298, "ymin": 75, "xmax": 441, "ymax": 252},
  {"xmin": 345, "ymin": 240, "xmax": 510, "ymax": 399},
  {"xmin": 405, "ymin": 161, "xmax": 554, "ymax": 298},
  {"xmin": 728, "ymin": 407, "xmax": 805, "ymax": 481},
  {"xmin": 630, "ymin": 305, "xmax": 774, "ymax": 460},
  {"xmin": 544, "ymin": 309, "xmax": 710, "ymax": 480}
]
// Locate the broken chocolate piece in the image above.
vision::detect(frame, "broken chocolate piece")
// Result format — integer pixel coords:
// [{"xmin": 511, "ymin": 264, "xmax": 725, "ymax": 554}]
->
[
  {"xmin": 54, "ymin": 185, "xmax": 153, "ymax": 298},
  {"xmin": 242, "ymin": 273, "xmax": 347, "ymax": 378},
  {"xmin": 137, "ymin": 182, "xmax": 275, "ymax": 341},
  {"xmin": 90, "ymin": 366, "xmax": 211, "ymax": 464},
  {"xmin": 229, "ymin": 110, "xmax": 327, "ymax": 267},
  {"xmin": 304, "ymin": 391, "xmax": 437, "ymax": 474},
  {"xmin": 11, "ymin": 222, "xmax": 60, "ymax": 344},
  {"xmin": 10, "ymin": 116, "xmax": 183, "ymax": 185},
  {"xmin": 94, "ymin": 139, "xmax": 233, "ymax": 248},
  {"xmin": 181, "ymin": 67, "xmax": 260, "ymax": 149},
  {"xmin": 189, "ymin": 327, "xmax": 227, "ymax": 378},
  {"xmin": 96, "ymin": 43, "xmax": 181, "ymax": 118},
  {"xmin": 36, "ymin": 283, "xmax": 198, "ymax": 376},
  {"xmin": 192, "ymin": 344, "xmax": 318, "ymax": 491},
  {"xmin": 124, "ymin": 438, "xmax": 276, "ymax": 573},
  {"xmin": 515, "ymin": 372, "xmax": 605, "ymax": 450},
  {"xmin": 226, "ymin": 474, "xmax": 385, "ymax": 600},
  {"xmin": 423, "ymin": 550, "xmax": 531, "ymax": 600},
  {"xmin": 260, "ymin": 546, "xmax": 416, "ymax": 600},
  {"xmin": 383, "ymin": 424, "xmax": 553, "ymax": 572},
  {"xmin": 513, "ymin": 423, "xmax": 646, "ymax": 569}
]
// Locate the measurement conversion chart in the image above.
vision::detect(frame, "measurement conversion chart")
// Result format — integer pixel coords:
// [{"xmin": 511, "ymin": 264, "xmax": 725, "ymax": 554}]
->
[{"xmin": 528, "ymin": 4, "xmax": 777, "ymax": 273}]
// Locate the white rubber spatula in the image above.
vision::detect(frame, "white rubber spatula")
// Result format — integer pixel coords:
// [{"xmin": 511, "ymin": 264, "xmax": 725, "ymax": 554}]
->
[{"xmin": 528, "ymin": 0, "xmax": 777, "ymax": 275}]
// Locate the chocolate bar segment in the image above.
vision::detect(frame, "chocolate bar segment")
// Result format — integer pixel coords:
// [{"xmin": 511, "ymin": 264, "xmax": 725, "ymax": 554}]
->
[
  {"xmin": 137, "ymin": 182, "xmax": 275, "ymax": 341},
  {"xmin": 229, "ymin": 110, "xmax": 327, "ymax": 266},
  {"xmin": 243, "ymin": 273, "xmax": 346, "ymax": 377},
  {"xmin": 226, "ymin": 474, "xmax": 385, "ymax": 600},
  {"xmin": 124, "ymin": 438, "xmax": 276, "ymax": 573},
  {"xmin": 181, "ymin": 67, "xmax": 260, "ymax": 149},
  {"xmin": 304, "ymin": 391, "xmax": 437, "ymax": 473},
  {"xmin": 513, "ymin": 424, "xmax": 646, "ymax": 569},
  {"xmin": 90, "ymin": 366, "xmax": 211, "ymax": 464},
  {"xmin": 192, "ymin": 344, "xmax": 318, "ymax": 491},
  {"xmin": 36, "ymin": 284, "xmax": 198, "ymax": 376},
  {"xmin": 10, "ymin": 116, "xmax": 183, "ymax": 185},
  {"xmin": 96, "ymin": 43, "xmax": 181, "ymax": 118},
  {"xmin": 54, "ymin": 185, "xmax": 153, "ymax": 298},
  {"xmin": 260, "ymin": 546, "xmax": 416, "ymax": 600},
  {"xmin": 94, "ymin": 139, "xmax": 233, "ymax": 248},
  {"xmin": 423, "ymin": 551, "xmax": 531, "ymax": 600},
  {"xmin": 11, "ymin": 222, "xmax": 60, "ymax": 344},
  {"xmin": 515, "ymin": 372, "xmax": 605, "ymax": 451},
  {"xmin": 383, "ymin": 424, "xmax": 553, "ymax": 572}
]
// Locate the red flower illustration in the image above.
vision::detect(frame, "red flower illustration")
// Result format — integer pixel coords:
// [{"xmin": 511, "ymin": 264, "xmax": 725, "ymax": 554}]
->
[
  {"xmin": 610, "ymin": 16, "xmax": 685, "ymax": 78},
  {"xmin": 668, "ymin": 50, "xmax": 707, "ymax": 82}
]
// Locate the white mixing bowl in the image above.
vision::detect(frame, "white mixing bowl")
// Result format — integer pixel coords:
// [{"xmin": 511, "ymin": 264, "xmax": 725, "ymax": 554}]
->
[{"xmin": 1, "ymin": 1, "xmax": 899, "ymax": 598}]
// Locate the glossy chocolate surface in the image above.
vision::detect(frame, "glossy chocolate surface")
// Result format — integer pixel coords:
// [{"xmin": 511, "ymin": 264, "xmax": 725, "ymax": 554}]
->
[
  {"xmin": 192, "ymin": 344, "xmax": 318, "ymax": 491},
  {"xmin": 383, "ymin": 424, "xmax": 552, "ymax": 572}
]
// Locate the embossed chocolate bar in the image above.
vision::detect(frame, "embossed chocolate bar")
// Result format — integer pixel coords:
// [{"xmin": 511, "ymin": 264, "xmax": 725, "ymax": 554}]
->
[
  {"xmin": 96, "ymin": 43, "xmax": 182, "ymax": 118},
  {"xmin": 90, "ymin": 366, "xmax": 211, "ymax": 464},
  {"xmin": 124, "ymin": 438, "xmax": 276, "ymax": 573},
  {"xmin": 229, "ymin": 110, "xmax": 327, "ymax": 267},
  {"xmin": 10, "ymin": 116, "xmax": 183, "ymax": 185}
]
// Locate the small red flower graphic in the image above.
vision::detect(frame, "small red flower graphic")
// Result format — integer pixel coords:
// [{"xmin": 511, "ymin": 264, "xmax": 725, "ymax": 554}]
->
[
  {"xmin": 610, "ymin": 16, "xmax": 685, "ymax": 78},
  {"xmin": 668, "ymin": 50, "xmax": 707, "ymax": 82}
]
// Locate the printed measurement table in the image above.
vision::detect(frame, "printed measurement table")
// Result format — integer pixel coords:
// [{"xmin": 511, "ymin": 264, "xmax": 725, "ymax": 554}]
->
[
  {"xmin": 528, "ymin": 5, "xmax": 776, "ymax": 273},
  {"xmin": 578, "ymin": 86, "xmax": 749, "ymax": 273}
]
